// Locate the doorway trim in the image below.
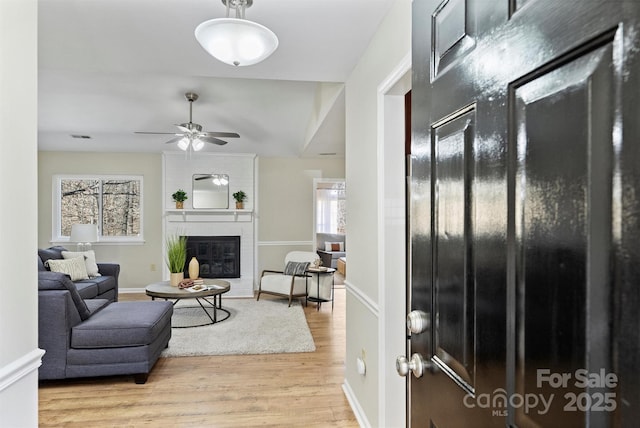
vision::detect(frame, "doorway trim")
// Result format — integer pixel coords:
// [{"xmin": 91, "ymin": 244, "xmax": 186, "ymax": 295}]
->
[{"xmin": 376, "ymin": 52, "xmax": 411, "ymax": 428}]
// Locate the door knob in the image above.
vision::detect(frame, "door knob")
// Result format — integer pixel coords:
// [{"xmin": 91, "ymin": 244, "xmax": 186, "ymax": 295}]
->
[
  {"xmin": 396, "ymin": 353, "xmax": 430, "ymax": 378},
  {"xmin": 406, "ymin": 310, "xmax": 429, "ymax": 334}
]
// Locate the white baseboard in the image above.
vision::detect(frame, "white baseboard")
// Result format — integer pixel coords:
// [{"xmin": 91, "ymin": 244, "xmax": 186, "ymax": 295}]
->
[
  {"xmin": 0, "ymin": 348, "xmax": 45, "ymax": 392},
  {"xmin": 343, "ymin": 379, "xmax": 371, "ymax": 428}
]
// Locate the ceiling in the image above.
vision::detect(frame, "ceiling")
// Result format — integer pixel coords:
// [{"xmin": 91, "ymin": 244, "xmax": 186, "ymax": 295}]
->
[{"xmin": 38, "ymin": 0, "xmax": 395, "ymax": 157}]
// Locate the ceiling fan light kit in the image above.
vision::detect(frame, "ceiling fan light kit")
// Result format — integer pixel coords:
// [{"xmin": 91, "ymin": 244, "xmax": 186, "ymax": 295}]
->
[{"xmin": 195, "ymin": 0, "xmax": 278, "ymax": 67}]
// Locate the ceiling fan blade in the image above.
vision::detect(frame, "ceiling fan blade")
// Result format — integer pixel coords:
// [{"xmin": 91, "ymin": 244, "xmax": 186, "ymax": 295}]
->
[
  {"xmin": 135, "ymin": 131, "xmax": 179, "ymax": 135},
  {"xmin": 201, "ymin": 136, "xmax": 228, "ymax": 146},
  {"xmin": 201, "ymin": 131, "xmax": 240, "ymax": 138},
  {"xmin": 194, "ymin": 174, "xmax": 214, "ymax": 181},
  {"xmin": 164, "ymin": 136, "xmax": 185, "ymax": 145}
]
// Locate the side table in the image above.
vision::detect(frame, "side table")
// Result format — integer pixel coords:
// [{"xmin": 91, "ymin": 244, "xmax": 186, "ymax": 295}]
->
[{"xmin": 305, "ymin": 267, "xmax": 336, "ymax": 311}]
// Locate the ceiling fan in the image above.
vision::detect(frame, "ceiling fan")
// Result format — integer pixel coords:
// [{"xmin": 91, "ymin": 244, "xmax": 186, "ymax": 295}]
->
[{"xmin": 135, "ymin": 92, "xmax": 239, "ymax": 151}]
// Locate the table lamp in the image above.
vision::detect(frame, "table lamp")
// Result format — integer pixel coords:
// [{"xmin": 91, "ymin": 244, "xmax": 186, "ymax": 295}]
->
[{"xmin": 70, "ymin": 224, "xmax": 98, "ymax": 252}]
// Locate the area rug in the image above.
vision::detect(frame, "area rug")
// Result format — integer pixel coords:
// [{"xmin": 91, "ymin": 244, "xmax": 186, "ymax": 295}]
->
[{"xmin": 161, "ymin": 298, "xmax": 315, "ymax": 357}]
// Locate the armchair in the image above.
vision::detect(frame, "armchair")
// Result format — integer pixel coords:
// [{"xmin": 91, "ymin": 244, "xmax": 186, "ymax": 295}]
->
[{"xmin": 256, "ymin": 251, "xmax": 319, "ymax": 306}]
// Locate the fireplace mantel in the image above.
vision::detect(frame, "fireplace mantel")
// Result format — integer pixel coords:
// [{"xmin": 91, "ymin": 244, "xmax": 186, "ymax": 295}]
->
[{"xmin": 165, "ymin": 209, "xmax": 253, "ymax": 223}]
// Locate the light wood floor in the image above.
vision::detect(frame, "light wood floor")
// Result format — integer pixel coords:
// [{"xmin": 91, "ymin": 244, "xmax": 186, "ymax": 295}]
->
[{"xmin": 38, "ymin": 285, "xmax": 357, "ymax": 427}]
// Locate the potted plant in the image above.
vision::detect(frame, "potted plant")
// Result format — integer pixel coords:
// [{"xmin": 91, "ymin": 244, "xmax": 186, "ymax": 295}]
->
[
  {"xmin": 232, "ymin": 190, "xmax": 247, "ymax": 209},
  {"xmin": 172, "ymin": 189, "xmax": 188, "ymax": 209},
  {"xmin": 166, "ymin": 234, "xmax": 187, "ymax": 286}
]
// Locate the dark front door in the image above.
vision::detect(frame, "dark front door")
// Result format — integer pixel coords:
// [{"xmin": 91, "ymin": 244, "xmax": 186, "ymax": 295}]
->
[{"xmin": 405, "ymin": 0, "xmax": 640, "ymax": 426}]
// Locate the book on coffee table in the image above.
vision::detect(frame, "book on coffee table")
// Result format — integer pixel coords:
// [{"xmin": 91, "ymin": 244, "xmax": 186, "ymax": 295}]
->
[
  {"xmin": 186, "ymin": 284, "xmax": 208, "ymax": 292},
  {"xmin": 185, "ymin": 282, "xmax": 226, "ymax": 292}
]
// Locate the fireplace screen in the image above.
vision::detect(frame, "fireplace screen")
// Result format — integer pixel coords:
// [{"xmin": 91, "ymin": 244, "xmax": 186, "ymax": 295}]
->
[{"xmin": 183, "ymin": 236, "xmax": 240, "ymax": 278}]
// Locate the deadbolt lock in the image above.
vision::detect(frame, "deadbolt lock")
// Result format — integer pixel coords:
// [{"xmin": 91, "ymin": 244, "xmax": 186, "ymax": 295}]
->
[{"xmin": 406, "ymin": 310, "xmax": 429, "ymax": 334}]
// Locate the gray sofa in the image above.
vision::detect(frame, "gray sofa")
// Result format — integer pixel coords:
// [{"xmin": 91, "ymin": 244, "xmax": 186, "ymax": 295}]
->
[
  {"xmin": 316, "ymin": 233, "xmax": 346, "ymax": 269},
  {"xmin": 38, "ymin": 246, "xmax": 119, "ymax": 301},
  {"xmin": 38, "ymin": 247, "xmax": 173, "ymax": 384}
]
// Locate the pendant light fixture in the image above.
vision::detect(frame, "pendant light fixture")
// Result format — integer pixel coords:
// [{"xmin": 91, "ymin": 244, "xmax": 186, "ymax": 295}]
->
[{"xmin": 195, "ymin": 0, "xmax": 279, "ymax": 67}]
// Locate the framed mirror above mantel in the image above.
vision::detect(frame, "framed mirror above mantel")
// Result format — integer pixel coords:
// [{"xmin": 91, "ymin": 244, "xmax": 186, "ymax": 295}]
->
[{"xmin": 192, "ymin": 173, "xmax": 229, "ymax": 208}]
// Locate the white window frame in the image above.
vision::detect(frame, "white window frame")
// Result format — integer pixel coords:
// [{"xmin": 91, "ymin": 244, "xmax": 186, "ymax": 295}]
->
[{"xmin": 52, "ymin": 174, "xmax": 145, "ymax": 244}]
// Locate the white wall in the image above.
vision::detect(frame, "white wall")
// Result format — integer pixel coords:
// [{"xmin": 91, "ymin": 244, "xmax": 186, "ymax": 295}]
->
[
  {"xmin": 0, "ymin": 0, "xmax": 41, "ymax": 426},
  {"xmin": 343, "ymin": 1, "xmax": 412, "ymax": 426},
  {"xmin": 257, "ymin": 157, "xmax": 345, "ymax": 274}
]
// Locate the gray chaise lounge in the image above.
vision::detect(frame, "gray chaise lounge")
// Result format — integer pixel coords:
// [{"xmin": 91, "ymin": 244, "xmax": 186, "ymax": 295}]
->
[{"xmin": 38, "ymin": 249, "xmax": 173, "ymax": 384}]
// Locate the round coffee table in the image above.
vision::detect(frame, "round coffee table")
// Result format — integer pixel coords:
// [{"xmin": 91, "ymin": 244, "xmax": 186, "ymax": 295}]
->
[{"xmin": 145, "ymin": 279, "xmax": 231, "ymax": 328}]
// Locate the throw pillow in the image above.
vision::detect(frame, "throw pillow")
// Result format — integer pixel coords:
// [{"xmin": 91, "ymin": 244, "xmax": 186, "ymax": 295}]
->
[
  {"xmin": 62, "ymin": 250, "xmax": 101, "ymax": 278},
  {"xmin": 45, "ymin": 256, "xmax": 89, "ymax": 281},
  {"xmin": 38, "ymin": 246, "xmax": 67, "ymax": 264},
  {"xmin": 38, "ymin": 271, "xmax": 91, "ymax": 320},
  {"xmin": 284, "ymin": 261, "xmax": 310, "ymax": 276},
  {"xmin": 325, "ymin": 242, "xmax": 344, "ymax": 252}
]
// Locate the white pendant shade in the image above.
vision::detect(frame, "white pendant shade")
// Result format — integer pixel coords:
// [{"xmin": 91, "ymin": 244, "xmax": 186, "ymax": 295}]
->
[{"xmin": 195, "ymin": 18, "xmax": 278, "ymax": 66}]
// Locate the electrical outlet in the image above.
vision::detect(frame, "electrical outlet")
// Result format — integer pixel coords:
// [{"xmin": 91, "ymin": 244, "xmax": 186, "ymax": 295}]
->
[{"xmin": 150, "ymin": 263, "xmax": 156, "ymax": 271}]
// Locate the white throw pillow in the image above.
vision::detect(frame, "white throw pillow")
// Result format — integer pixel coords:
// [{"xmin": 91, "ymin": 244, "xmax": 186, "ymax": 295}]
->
[
  {"xmin": 45, "ymin": 256, "xmax": 89, "ymax": 281},
  {"xmin": 62, "ymin": 250, "xmax": 101, "ymax": 278}
]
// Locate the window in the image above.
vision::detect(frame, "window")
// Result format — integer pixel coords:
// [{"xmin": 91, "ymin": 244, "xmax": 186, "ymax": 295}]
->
[
  {"xmin": 316, "ymin": 182, "xmax": 346, "ymax": 234},
  {"xmin": 53, "ymin": 175, "xmax": 143, "ymax": 243}
]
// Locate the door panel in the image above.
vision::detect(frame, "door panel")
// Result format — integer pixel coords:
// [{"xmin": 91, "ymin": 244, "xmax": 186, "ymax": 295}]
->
[
  {"xmin": 432, "ymin": 0, "xmax": 474, "ymax": 79},
  {"xmin": 433, "ymin": 108, "xmax": 475, "ymax": 392},
  {"xmin": 513, "ymin": 34, "xmax": 617, "ymax": 427},
  {"xmin": 410, "ymin": 0, "xmax": 640, "ymax": 426}
]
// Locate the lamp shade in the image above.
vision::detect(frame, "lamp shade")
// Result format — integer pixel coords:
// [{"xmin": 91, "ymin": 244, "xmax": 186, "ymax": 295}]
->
[
  {"xmin": 70, "ymin": 224, "xmax": 98, "ymax": 243},
  {"xmin": 195, "ymin": 18, "xmax": 278, "ymax": 66}
]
